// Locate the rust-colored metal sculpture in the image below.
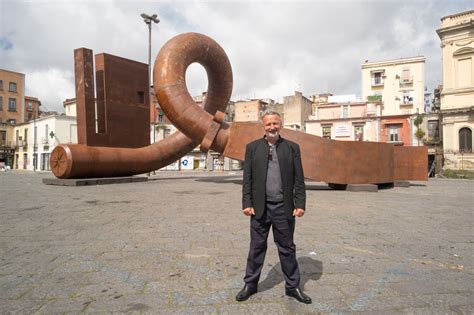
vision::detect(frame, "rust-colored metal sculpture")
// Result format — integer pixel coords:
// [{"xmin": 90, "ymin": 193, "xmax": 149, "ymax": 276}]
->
[{"xmin": 51, "ymin": 32, "xmax": 427, "ymax": 184}]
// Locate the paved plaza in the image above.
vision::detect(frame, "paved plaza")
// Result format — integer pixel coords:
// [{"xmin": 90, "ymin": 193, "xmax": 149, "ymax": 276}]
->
[{"xmin": 0, "ymin": 171, "xmax": 473, "ymax": 314}]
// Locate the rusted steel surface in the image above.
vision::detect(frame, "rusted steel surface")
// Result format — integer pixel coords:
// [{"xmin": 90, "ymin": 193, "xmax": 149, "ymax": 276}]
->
[
  {"xmin": 222, "ymin": 122, "xmax": 394, "ymax": 184},
  {"xmin": 52, "ymin": 32, "xmax": 427, "ymax": 184},
  {"xmin": 154, "ymin": 32, "xmax": 233, "ymax": 153},
  {"xmin": 393, "ymin": 146, "xmax": 428, "ymax": 181},
  {"xmin": 74, "ymin": 48, "xmax": 150, "ymax": 148}
]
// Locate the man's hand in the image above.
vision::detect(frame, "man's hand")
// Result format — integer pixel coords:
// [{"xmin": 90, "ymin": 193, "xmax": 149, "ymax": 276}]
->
[
  {"xmin": 243, "ymin": 207, "xmax": 255, "ymax": 216},
  {"xmin": 293, "ymin": 208, "xmax": 305, "ymax": 217}
]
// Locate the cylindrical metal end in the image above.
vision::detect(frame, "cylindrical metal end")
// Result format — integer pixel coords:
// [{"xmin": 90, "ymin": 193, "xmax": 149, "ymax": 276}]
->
[{"xmin": 50, "ymin": 145, "xmax": 73, "ymax": 179}]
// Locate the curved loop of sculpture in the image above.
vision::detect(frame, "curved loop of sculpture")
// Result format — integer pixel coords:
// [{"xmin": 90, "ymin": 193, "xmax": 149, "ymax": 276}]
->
[
  {"xmin": 50, "ymin": 32, "xmax": 427, "ymax": 183},
  {"xmin": 50, "ymin": 33, "xmax": 232, "ymax": 179}
]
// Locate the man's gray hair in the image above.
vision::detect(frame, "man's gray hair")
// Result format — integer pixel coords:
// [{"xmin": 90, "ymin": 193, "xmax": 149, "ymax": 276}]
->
[{"xmin": 261, "ymin": 110, "xmax": 282, "ymax": 121}]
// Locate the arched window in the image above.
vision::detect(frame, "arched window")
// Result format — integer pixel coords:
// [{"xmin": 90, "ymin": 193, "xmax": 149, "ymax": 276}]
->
[{"xmin": 459, "ymin": 127, "xmax": 472, "ymax": 153}]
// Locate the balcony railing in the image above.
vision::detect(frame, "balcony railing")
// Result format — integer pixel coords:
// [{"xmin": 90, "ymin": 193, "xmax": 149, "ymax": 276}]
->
[
  {"xmin": 399, "ymin": 76, "xmax": 413, "ymax": 85},
  {"xmin": 0, "ymin": 140, "xmax": 15, "ymax": 148}
]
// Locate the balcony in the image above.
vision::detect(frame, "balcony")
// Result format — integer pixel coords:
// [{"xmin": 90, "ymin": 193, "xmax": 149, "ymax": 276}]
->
[
  {"xmin": 399, "ymin": 76, "xmax": 413, "ymax": 85},
  {"xmin": 424, "ymin": 136, "xmax": 441, "ymax": 145},
  {"xmin": 367, "ymin": 95, "xmax": 382, "ymax": 102},
  {"xmin": 0, "ymin": 140, "xmax": 15, "ymax": 149},
  {"xmin": 371, "ymin": 79, "xmax": 384, "ymax": 87},
  {"xmin": 41, "ymin": 137, "xmax": 49, "ymax": 145}
]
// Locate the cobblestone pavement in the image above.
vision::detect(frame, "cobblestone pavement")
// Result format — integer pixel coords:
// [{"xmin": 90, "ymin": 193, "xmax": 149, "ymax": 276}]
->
[{"xmin": 1, "ymin": 171, "xmax": 473, "ymax": 314}]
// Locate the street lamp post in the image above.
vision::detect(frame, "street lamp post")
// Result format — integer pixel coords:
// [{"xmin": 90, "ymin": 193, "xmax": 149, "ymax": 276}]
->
[{"xmin": 140, "ymin": 13, "xmax": 160, "ymax": 145}]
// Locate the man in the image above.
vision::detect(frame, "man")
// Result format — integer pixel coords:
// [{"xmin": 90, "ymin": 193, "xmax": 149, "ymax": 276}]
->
[{"xmin": 236, "ymin": 110, "xmax": 312, "ymax": 304}]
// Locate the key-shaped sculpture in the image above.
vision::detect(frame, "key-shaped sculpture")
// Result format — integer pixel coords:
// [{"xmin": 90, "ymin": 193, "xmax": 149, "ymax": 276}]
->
[{"xmin": 50, "ymin": 33, "xmax": 427, "ymax": 184}]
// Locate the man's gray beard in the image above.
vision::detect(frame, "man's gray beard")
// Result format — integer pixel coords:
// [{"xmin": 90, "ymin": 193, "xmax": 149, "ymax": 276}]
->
[{"xmin": 266, "ymin": 131, "xmax": 279, "ymax": 139}]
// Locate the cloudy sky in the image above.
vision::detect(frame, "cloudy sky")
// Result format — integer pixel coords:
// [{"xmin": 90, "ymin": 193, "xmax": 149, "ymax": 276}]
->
[{"xmin": 1, "ymin": 0, "xmax": 472, "ymax": 112}]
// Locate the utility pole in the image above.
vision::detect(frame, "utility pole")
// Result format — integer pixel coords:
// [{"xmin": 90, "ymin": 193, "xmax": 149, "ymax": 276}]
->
[
  {"xmin": 141, "ymin": 13, "xmax": 160, "ymax": 176},
  {"xmin": 140, "ymin": 13, "xmax": 160, "ymax": 143}
]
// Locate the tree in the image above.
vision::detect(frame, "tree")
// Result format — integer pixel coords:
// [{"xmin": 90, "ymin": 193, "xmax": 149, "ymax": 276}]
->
[{"xmin": 414, "ymin": 114, "xmax": 425, "ymax": 145}]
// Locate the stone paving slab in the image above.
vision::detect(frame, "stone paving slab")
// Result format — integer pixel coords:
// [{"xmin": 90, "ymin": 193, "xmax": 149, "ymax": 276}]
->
[{"xmin": 0, "ymin": 171, "xmax": 473, "ymax": 313}]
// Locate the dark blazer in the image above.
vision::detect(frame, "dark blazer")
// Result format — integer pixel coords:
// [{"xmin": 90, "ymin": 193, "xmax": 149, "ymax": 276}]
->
[{"xmin": 242, "ymin": 137, "xmax": 306, "ymax": 219}]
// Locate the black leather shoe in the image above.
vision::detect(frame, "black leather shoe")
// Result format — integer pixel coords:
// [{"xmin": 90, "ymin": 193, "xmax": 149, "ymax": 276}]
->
[
  {"xmin": 286, "ymin": 288, "xmax": 312, "ymax": 304},
  {"xmin": 236, "ymin": 284, "xmax": 258, "ymax": 301}
]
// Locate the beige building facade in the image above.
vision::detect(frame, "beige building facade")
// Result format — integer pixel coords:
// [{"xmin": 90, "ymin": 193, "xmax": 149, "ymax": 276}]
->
[
  {"xmin": 437, "ymin": 10, "xmax": 474, "ymax": 170},
  {"xmin": 283, "ymin": 91, "xmax": 312, "ymax": 131},
  {"xmin": 361, "ymin": 56, "xmax": 426, "ymax": 117},
  {"xmin": 361, "ymin": 56, "xmax": 426, "ymax": 146},
  {"xmin": 0, "ymin": 122, "xmax": 15, "ymax": 168},
  {"xmin": 234, "ymin": 99, "xmax": 268, "ymax": 123},
  {"xmin": 306, "ymin": 95, "xmax": 382, "ymax": 142},
  {"xmin": 12, "ymin": 115, "xmax": 77, "ymax": 171}
]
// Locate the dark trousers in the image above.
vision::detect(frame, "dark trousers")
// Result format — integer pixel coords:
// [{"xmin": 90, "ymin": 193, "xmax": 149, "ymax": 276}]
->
[{"xmin": 244, "ymin": 200, "xmax": 300, "ymax": 290}]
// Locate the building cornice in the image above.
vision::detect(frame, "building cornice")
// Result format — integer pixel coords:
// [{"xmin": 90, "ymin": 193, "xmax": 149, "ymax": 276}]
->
[
  {"xmin": 361, "ymin": 56, "xmax": 426, "ymax": 69},
  {"xmin": 441, "ymin": 87, "xmax": 474, "ymax": 96},
  {"xmin": 437, "ymin": 19, "xmax": 474, "ymax": 39},
  {"xmin": 0, "ymin": 69, "xmax": 25, "ymax": 76},
  {"xmin": 440, "ymin": 106, "xmax": 474, "ymax": 115}
]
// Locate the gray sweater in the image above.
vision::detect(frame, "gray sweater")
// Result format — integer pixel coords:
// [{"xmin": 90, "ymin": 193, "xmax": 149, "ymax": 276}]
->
[{"xmin": 266, "ymin": 144, "xmax": 283, "ymax": 202}]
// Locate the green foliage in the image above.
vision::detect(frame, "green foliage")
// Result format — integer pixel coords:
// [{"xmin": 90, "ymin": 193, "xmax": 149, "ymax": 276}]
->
[
  {"xmin": 414, "ymin": 114, "xmax": 423, "ymax": 127},
  {"xmin": 368, "ymin": 95, "xmax": 382, "ymax": 101},
  {"xmin": 441, "ymin": 169, "xmax": 474, "ymax": 180},
  {"xmin": 415, "ymin": 128, "xmax": 425, "ymax": 140}
]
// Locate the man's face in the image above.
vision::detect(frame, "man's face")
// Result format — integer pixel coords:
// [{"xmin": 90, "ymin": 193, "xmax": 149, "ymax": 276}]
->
[{"xmin": 262, "ymin": 114, "xmax": 282, "ymax": 139}]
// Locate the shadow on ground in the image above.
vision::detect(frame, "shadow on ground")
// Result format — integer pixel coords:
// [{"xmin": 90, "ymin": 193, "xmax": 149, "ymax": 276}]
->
[
  {"xmin": 196, "ymin": 177, "xmax": 332, "ymax": 190},
  {"xmin": 259, "ymin": 256, "xmax": 323, "ymax": 292}
]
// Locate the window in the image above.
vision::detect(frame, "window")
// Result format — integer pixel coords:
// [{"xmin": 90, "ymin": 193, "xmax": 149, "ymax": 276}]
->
[
  {"xmin": 41, "ymin": 153, "xmax": 51, "ymax": 171},
  {"xmin": 9, "ymin": 82, "xmax": 17, "ymax": 92},
  {"xmin": 0, "ymin": 130, "xmax": 7, "ymax": 145},
  {"xmin": 0, "ymin": 96, "xmax": 2, "ymax": 111},
  {"xmin": 137, "ymin": 91, "xmax": 145, "ymax": 104},
  {"xmin": 401, "ymin": 68, "xmax": 412, "ymax": 83},
  {"xmin": 371, "ymin": 70, "xmax": 385, "ymax": 86},
  {"xmin": 28, "ymin": 102, "xmax": 33, "ymax": 111},
  {"xmin": 8, "ymin": 98, "xmax": 17, "ymax": 111},
  {"xmin": 388, "ymin": 125, "xmax": 401, "ymax": 142},
  {"xmin": 354, "ymin": 125, "xmax": 364, "ymax": 141},
  {"xmin": 15, "ymin": 130, "xmax": 19, "ymax": 142},
  {"xmin": 0, "ymin": 80, "xmax": 3, "ymax": 90},
  {"xmin": 24, "ymin": 129, "xmax": 28, "ymax": 144},
  {"xmin": 342, "ymin": 106, "xmax": 348, "ymax": 119},
  {"xmin": 45, "ymin": 124, "xmax": 49, "ymax": 140},
  {"xmin": 33, "ymin": 153, "xmax": 38, "ymax": 170},
  {"xmin": 158, "ymin": 110, "xmax": 164, "ymax": 123},
  {"xmin": 401, "ymin": 91, "xmax": 414, "ymax": 105},
  {"xmin": 457, "ymin": 58, "xmax": 472, "ymax": 88},
  {"xmin": 322, "ymin": 126, "xmax": 331, "ymax": 139},
  {"xmin": 427, "ymin": 120, "xmax": 440, "ymax": 141},
  {"xmin": 459, "ymin": 128, "xmax": 472, "ymax": 153}
]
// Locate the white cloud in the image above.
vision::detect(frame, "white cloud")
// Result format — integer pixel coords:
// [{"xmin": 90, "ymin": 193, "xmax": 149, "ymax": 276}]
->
[
  {"xmin": 26, "ymin": 68, "xmax": 75, "ymax": 112},
  {"xmin": 1, "ymin": 0, "xmax": 473, "ymax": 112}
]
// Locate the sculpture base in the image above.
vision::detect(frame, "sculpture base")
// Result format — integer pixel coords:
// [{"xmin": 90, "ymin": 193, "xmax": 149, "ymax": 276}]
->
[
  {"xmin": 328, "ymin": 183, "xmax": 378, "ymax": 192},
  {"xmin": 394, "ymin": 181, "xmax": 410, "ymax": 187},
  {"xmin": 42, "ymin": 176, "xmax": 148, "ymax": 186}
]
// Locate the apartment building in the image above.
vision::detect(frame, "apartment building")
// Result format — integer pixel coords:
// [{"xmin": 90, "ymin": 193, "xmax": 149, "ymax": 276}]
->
[
  {"xmin": 0, "ymin": 122, "xmax": 15, "ymax": 168},
  {"xmin": 283, "ymin": 91, "xmax": 312, "ymax": 131},
  {"xmin": 12, "ymin": 114, "xmax": 77, "ymax": 171},
  {"xmin": 0, "ymin": 69, "xmax": 26, "ymax": 125},
  {"xmin": 437, "ymin": 9, "xmax": 474, "ymax": 170},
  {"xmin": 234, "ymin": 99, "xmax": 268, "ymax": 123},
  {"xmin": 306, "ymin": 94, "xmax": 382, "ymax": 142},
  {"xmin": 361, "ymin": 56, "xmax": 426, "ymax": 146}
]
